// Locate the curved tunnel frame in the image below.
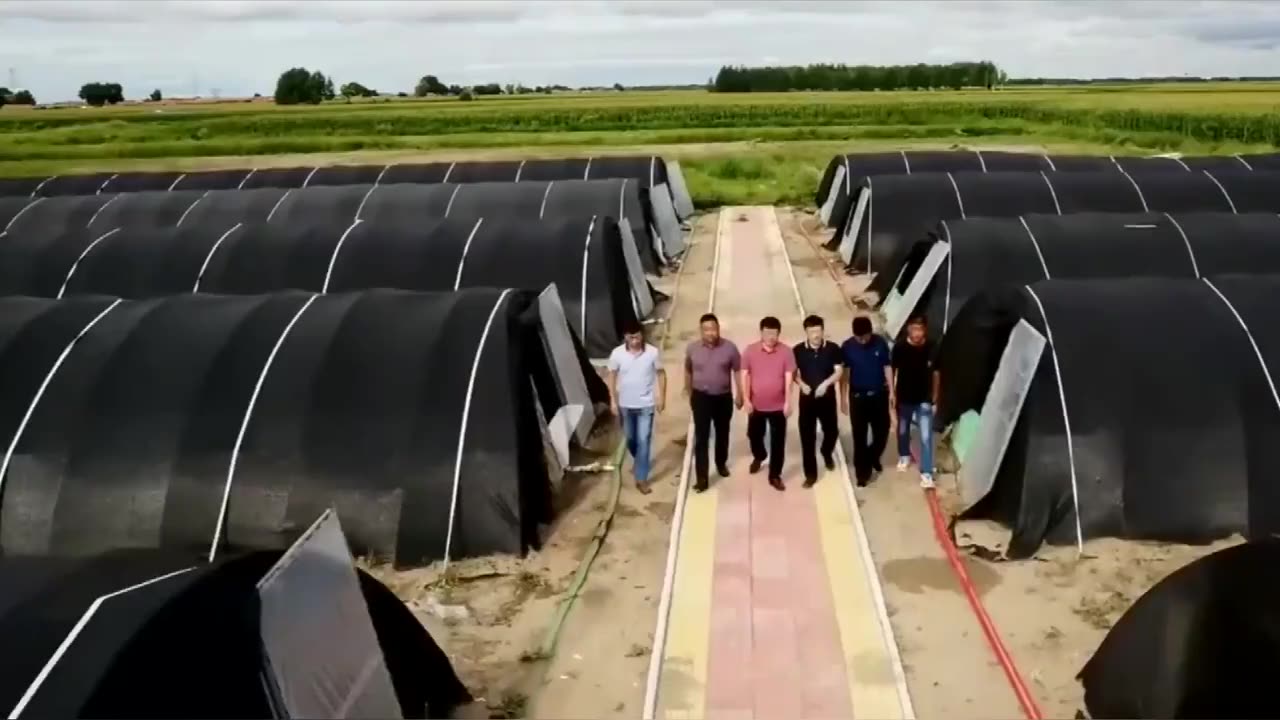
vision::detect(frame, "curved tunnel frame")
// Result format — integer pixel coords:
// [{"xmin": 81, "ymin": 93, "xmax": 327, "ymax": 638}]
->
[
  {"xmin": 952, "ymin": 277, "xmax": 1280, "ymax": 556},
  {"xmin": 0, "ymin": 290, "xmax": 567, "ymax": 566},
  {"xmin": 883, "ymin": 211, "xmax": 1280, "ymax": 340},
  {"xmin": 841, "ymin": 167, "xmax": 1269, "ymax": 278},
  {"xmin": 817, "ymin": 150, "xmax": 1271, "ymax": 232},
  {"xmin": 2, "ymin": 538, "xmax": 472, "ymax": 718},
  {"xmin": 4, "ymin": 156, "xmax": 696, "ymax": 228}
]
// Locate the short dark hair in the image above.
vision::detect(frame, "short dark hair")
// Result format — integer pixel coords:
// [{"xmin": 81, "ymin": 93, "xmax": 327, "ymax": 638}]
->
[
  {"xmin": 699, "ymin": 313, "xmax": 719, "ymax": 326},
  {"xmin": 621, "ymin": 318, "xmax": 644, "ymax": 336},
  {"xmin": 759, "ymin": 316, "xmax": 781, "ymax": 331},
  {"xmin": 803, "ymin": 314, "xmax": 824, "ymax": 329},
  {"xmin": 907, "ymin": 315, "xmax": 927, "ymax": 327},
  {"xmin": 852, "ymin": 316, "xmax": 873, "ymax": 336}
]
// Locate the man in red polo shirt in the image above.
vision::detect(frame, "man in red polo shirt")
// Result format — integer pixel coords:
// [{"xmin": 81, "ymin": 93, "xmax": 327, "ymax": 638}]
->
[{"xmin": 742, "ymin": 316, "xmax": 796, "ymax": 491}]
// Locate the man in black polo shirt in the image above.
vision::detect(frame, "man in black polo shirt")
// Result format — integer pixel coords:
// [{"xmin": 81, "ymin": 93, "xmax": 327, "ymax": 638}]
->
[{"xmin": 793, "ymin": 314, "xmax": 843, "ymax": 488}]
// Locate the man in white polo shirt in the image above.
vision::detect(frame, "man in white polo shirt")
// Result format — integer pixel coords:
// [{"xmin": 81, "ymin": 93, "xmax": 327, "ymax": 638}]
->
[{"xmin": 607, "ymin": 318, "xmax": 667, "ymax": 494}]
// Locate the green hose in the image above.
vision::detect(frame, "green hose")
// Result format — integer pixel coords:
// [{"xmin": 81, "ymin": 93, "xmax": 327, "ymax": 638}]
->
[
  {"xmin": 531, "ymin": 216, "xmax": 694, "ymax": 664},
  {"xmin": 535, "ymin": 439, "xmax": 627, "ymax": 660}
]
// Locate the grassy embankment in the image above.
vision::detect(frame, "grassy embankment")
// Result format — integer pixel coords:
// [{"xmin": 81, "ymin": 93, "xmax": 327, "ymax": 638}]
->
[{"xmin": 1, "ymin": 83, "xmax": 1277, "ymax": 207}]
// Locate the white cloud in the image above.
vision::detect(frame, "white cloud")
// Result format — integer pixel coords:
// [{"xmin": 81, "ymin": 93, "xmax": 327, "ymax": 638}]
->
[{"xmin": 1, "ymin": 0, "xmax": 1278, "ymax": 102}]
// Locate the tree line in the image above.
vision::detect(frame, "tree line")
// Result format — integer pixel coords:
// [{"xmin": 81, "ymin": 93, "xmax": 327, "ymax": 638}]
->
[
  {"xmin": 0, "ymin": 87, "xmax": 36, "ymax": 106},
  {"xmin": 712, "ymin": 62, "xmax": 1007, "ymax": 92},
  {"xmin": 275, "ymin": 67, "xmax": 577, "ymax": 105}
]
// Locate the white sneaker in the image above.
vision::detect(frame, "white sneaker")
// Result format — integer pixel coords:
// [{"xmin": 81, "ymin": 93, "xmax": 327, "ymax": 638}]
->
[
  {"xmin": 919, "ymin": 473, "xmax": 935, "ymax": 489},
  {"xmin": 896, "ymin": 457, "xmax": 910, "ymax": 471}
]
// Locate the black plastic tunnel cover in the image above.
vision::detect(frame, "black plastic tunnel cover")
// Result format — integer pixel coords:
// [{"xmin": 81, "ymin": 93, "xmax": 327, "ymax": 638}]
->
[
  {"xmin": 861, "ymin": 170, "xmax": 1280, "ymax": 295},
  {"xmin": 169, "ymin": 169, "xmax": 253, "ymax": 192},
  {"xmin": 0, "ymin": 548, "xmax": 471, "ymax": 719},
  {"xmin": 1, "ymin": 217, "xmax": 611, "ymax": 420},
  {"xmin": 62, "ymin": 223, "xmax": 248, "ymax": 299},
  {"xmin": 34, "ymin": 173, "xmax": 117, "ymax": 197},
  {"xmin": 0, "ymin": 290, "xmax": 565, "ymax": 566},
  {"xmin": 0, "ymin": 178, "xmax": 46, "ymax": 199},
  {"xmin": 2, "ymin": 194, "xmax": 117, "ymax": 238},
  {"xmin": 99, "ymin": 170, "xmax": 185, "ymax": 194},
  {"xmin": 1, "ymin": 196, "xmax": 39, "ymax": 227},
  {"xmin": 1078, "ymin": 538, "xmax": 1280, "ymax": 719},
  {"xmin": 173, "ymin": 187, "xmax": 294, "ymax": 228},
  {"xmin": 899, "ymin": 211, "xmax": 1280, "ymax": 332},
  {"xmin": 84, "ymin": 190, "xmax": 217, "ymax": 231},
  {"xmin": 937, "ymin": 276, "xmax": 1280, "ymax": 558}
]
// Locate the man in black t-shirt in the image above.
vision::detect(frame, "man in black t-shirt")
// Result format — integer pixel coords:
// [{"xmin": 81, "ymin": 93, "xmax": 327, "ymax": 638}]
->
[
  {"xmin": 793, "ymin": 314, "xmax": 843, "ymax": 487},
  {"xmin": 891, "ymin": 315, "xmax": 940, "ymax": 489}
]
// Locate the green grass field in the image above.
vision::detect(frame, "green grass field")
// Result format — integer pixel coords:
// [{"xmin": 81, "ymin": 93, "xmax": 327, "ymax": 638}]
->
[{"xmin": 3, "ymin": 84, "xmax": 1278, "ymax": 207}]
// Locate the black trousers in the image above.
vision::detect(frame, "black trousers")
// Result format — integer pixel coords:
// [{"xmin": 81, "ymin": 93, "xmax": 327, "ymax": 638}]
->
[
  {"xmin": 851, "ymin": 392, "xmax": 890, "ymax": 483},
  {"xmin": 798, "ymin": 394, "xmax": 838, "ymax": 480},
  {"xmin": 691, "ymin": 390, "xmax": 733, "ymax": 482},
  {"xmin": 747, "ymin": 410, "xmax": 787, "ymax": 479}
]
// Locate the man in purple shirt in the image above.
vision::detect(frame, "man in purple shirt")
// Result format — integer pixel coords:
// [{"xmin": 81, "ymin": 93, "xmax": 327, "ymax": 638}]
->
[
  {"xmin": 684, "ymin": 313, "xmax": 743, "ymax": 493},
  {"xmin": 742, "ymin": 316, "xmax": 796, "ymax": 491}
]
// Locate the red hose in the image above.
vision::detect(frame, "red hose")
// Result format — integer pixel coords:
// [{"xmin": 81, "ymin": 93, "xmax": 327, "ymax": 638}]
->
[
  {"xmin": 794, "ymin": 220, "xmax": 1043, "ymax": 720},
  {"xmin": 922, "ymin": 488, "xmax": 1044, "ymax": 720}
]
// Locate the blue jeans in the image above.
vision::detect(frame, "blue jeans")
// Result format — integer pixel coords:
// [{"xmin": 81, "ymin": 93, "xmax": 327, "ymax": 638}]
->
[
  {"xmin": 621, "ymin": 407, "xmax": 655, "ymax": 484},
  {"xmin": 897, "ymin": 402, "xmax": 934, "ymax": 474}
]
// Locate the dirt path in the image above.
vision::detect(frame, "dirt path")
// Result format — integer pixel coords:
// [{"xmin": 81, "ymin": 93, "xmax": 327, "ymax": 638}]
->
[
  {"xmin": 363, "ymin": 215, "xmax": 717, "ymax": 719},
  {"xmin": 778, "ymin": 207, "xmax": 1238, "ymax": 719},
  {"xmin": 522, "ymin": 213, "xmax": 720, "ymax": 719},
  {"xmin": 364, "ymin": 205, "xmax": 1232, "ymax": 720},
  {"xmin": 776, "ymin": 208, "xmax": 1024, "ymax": 719}
]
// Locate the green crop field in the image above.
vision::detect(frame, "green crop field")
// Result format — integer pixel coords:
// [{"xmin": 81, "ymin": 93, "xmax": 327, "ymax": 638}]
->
[{"xmin": 2, "ymin": 83, "xmax": 1278, "ymax": 207}]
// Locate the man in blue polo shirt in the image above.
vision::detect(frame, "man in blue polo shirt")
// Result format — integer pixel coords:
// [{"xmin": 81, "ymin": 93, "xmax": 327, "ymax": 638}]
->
[{"xmin": 839, "ymin": 316, "xmax": 893, "ymax": 486}]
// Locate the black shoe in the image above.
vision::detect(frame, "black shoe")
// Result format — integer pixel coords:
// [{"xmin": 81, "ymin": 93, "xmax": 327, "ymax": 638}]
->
[
  {"xmin": 768, "ymin": 476, "xmax": 785, "ymax": 491},
  {"xmin": 823, "ymin": 455, "xmax": 836, "ymax": 471},
  {"xmin": 803, "ymin": 477, "xmax": 817, "ymax": 488},
  {"xmin": 749, "ymin": 459, "xmax": 764, "ymax": 474},
  {"xmin": 716, "ymin": 465, "xmax": 731, "ymax": 478},
  {"xmin": 873, "ymin": 461, "xmax": 883, "ymax": 473},
  {"xmin": 855, "ymin": 474, "xmax": 871, "ymax": 487},
  {"xmin": 694, "ymin": 479, "xmax": 709, "ymax": 493}
]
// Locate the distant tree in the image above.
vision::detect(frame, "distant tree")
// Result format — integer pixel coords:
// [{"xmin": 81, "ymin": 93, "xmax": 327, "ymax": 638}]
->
[
  {"xmin": 11, "ymin": 90, "xmax": 33, "ymax": 105},
  {"xmin": 446, "ymin": 84, "xmax": 463, "ymax": 96},
  {"xmin": 149, "ymin": 88, "xmax": 162, "ymax": 102},
  {"xmin": 414, "ymin": 75, "xmax": 450, "ymax": 97},
  {"xmin": 78, "ymin": 82, "xmax": 124, "ymax": 107},
  {"xmin": 504, "ymin": 83, "xmax": 515, "ymax": 95},
  {"xmin": 274, "ymin": 67, "xmax": 332, "ymax": 105},
  {"xmin": 613, "ymin": 82, "xmax": 625, "ymax": 91},
  {"xmin": 340, "ymin": 81, "xmax": 377, "ymax": 98},
  {"xmin": 396, "ymin": 91, "xmax": 408, "ymax": 98},
  {"xmin": 458, "ymin": 89, "xmax": 474, "ymax": 102},
  {"xmin": 473, "ymin": 83, "xmax": 503, "ymax": 96},
  {"xmin": 515, "ymin": 84, "xmax": 534, "ymax": 94}
]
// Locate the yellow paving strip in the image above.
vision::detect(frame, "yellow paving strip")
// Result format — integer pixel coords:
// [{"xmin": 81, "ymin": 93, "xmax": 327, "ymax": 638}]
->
[
  {"xmin": 814, "ymin": 470, "xmax": 908, "ymax": 719},
  {"xmin": 652, "ymin": 207, "xmax": 913, "ymax": 720},
  {"xmin": 657, "ymin": 489, "xmax": 719, "ymax": 720},
  {"xmin": 772, "ymin": 205, "xmax": 913, "ymax": 720}
]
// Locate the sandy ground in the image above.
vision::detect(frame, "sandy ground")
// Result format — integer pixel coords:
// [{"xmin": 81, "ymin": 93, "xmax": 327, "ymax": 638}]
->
[
  {"xmin": 363, "ymin": 213, "xmax": 719, "ymax": 719},
  {"xmin": 776, "ymin": 207, "xmax": 1236, "ymax": 719}
]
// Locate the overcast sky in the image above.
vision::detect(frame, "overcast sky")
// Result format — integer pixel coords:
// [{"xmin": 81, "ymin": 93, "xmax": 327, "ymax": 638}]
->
[{"xmin": 3, "ymin": 0, "xmax": 1280, "ymax": 102}]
